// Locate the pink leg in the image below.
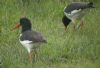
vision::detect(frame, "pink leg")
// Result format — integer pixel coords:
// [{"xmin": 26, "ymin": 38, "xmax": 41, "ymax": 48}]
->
[
  {"xmin": 80, "ymin": 21, "xmax": 84, "ymax": 29},
  {"xmin": 73, "ymin": 23, "xmax": 76, "ymax": 31},
  {"xmin": 76, "ymin": 20, "xmax": 84, "ymax": 30},
  {"xmin": 65, "ymin": 27, "xmax": 67, "ymax": 31},
  {"xmin": 29, "ymin": 51, "xmax": 32, "ymax": 64},
  {"xmin": 81, "ymin": 21, "xmax": 84, "ymax": 27}
]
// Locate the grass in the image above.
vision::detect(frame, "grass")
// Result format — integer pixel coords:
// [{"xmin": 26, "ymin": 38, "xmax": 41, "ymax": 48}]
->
[{"xmin": 0, "ymin": 0, "xmax": 100, "ymax": 68}]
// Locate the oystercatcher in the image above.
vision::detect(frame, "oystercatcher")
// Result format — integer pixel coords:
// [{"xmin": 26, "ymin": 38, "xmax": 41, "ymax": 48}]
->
[
  {"xmin": 62, "ymin": 2, "xmax": 95, "ymax": 30},
  {"xmin": 12, "ymin": 17, "xmax": 47, "ymax": 63}
]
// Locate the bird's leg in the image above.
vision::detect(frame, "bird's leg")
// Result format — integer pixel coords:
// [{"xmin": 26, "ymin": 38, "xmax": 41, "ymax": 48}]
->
[
  {"xmin": 65, "ymin": 27, "xmax": 67, "ymax": 31},
  {"xmin": 73, "ymin": 24, "xmax": 76, "ymax": 30},
  {"xmin": 29, "ymin": 51, "xmax": 33, "ymax": 64},
  {"xmin": 73, "ymin": 20, "xmax": 76, "ymax": 31},
  {"xmin": 77, "ymin": 20, "xmax": 84, "ymax": 29},
  {"xmin": 80, "ymin": 20, "xmax": 84, "ymax": 29},
  {"xmin": 71, "ymin": 19, "xmax": 76, "ymax": 31},
  {"xmin": 34, "ymin": 49, "xmax": 38, "ymax": 61}
]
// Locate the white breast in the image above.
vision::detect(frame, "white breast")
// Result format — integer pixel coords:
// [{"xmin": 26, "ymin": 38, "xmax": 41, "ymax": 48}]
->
[{"xmin": 20, "ymin": 40, "xmax": 33, "ymax": 53}]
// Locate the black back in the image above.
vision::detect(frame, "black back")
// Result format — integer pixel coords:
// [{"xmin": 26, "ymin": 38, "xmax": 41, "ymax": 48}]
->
[
  {"xmin": 64, "ymin": 2, "xmax": 94, "ymax": 13},
  {"xmin": 20, "ymin": 30, "xmax": 47, "ymax": 43}
]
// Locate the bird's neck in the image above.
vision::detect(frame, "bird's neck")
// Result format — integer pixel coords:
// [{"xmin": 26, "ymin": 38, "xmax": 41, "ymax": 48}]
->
[{"xmin": 21, "ymin": 27, "xmax": 31, "ymax": 33}]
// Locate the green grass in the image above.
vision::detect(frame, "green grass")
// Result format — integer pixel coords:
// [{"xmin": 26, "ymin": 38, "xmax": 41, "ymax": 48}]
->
[{"xmin": 0, "ymin": 0, "xmax": 100, "ymax": 68}]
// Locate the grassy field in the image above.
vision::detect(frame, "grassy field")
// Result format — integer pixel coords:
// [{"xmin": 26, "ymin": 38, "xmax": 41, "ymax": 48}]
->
[{"xmin": 0, "ymin": 0, "xmax": 100, "ymax": 68}]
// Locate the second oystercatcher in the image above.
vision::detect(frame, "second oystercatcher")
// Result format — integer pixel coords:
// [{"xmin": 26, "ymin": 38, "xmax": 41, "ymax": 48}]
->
[
  {"xmin": 62, "ymin": 2, "xmax": 95, "ymax": 30},
  {"xmin": 12, "ymin": 17, "xmax": 47, "ymax": 63}
]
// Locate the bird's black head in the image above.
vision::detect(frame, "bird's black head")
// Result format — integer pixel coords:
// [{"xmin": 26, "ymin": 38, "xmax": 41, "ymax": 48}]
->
[
  {"xmin": 20, "ymin": 17, "xmax": 32, "ymax": 32},
  {"xmin": 62, "ymin": 15, "xmax": 71, "ymax": 30},
  {"xmin": 88, "ymin": 2, "xmax": 95, "ymax": 8}
]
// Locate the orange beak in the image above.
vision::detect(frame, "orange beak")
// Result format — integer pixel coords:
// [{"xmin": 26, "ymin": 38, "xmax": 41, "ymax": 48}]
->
[{"xmin": 11, "ymin": 23, "xmax": 21, "ymax": 31}]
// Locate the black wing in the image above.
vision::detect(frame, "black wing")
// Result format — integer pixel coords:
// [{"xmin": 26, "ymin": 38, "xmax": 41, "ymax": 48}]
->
[
  {"xmin": 20, "ymin": 30, "xmax": 47, "ymax": 43},
  {"xmin": 64, "ymin": 2, "xmax": 90, "ymax": 13}
]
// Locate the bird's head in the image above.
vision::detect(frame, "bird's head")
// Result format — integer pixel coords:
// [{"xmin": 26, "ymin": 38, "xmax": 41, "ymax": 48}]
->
[
  {"xmin": 62, "ymin": 15, "xmax": 71, "ymax": 31},
  {"xmin": 12, "ymin": 17, "xmax": 32, "ymax": 32}
]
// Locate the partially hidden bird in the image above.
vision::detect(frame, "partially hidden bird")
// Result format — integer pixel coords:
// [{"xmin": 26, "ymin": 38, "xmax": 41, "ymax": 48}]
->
[{"xmin": 62, "ymin": 2, "xmax": 95, "ymax": 30}]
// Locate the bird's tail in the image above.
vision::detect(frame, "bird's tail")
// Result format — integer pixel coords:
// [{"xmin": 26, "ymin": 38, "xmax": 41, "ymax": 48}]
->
[
  {"xmin": 42, "ymin": 39, "xmax": 47, "ymax": 43},
  {"xmin": 87, "ymin": 2, "xmax": 95, "ymax": 8}
]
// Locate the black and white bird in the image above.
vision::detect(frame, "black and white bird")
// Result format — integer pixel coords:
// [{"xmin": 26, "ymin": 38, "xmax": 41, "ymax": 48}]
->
[
  {"xmin": 62, "ymin": 2, "xmax": 95, "ymax": 30},
  {"xmin": 12, "ymin": 17, "xmax": 47, "ymax": 63}
]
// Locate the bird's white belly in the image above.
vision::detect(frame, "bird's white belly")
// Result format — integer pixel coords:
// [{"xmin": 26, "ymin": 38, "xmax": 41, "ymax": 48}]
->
[
  {"xmin": 19, "ymin": 40, "xmax": 41, "ymax": 53},
  {"xmin": 64, "ymin": 10, "xmax": 86, "ymax": 21},
  {"xmin": 64, "ymin": 9, "xmax": 89, "ymax": 23},
  {"xmin": 19, "ymin": 40, "xmax": 33, "ymax": 53}
]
